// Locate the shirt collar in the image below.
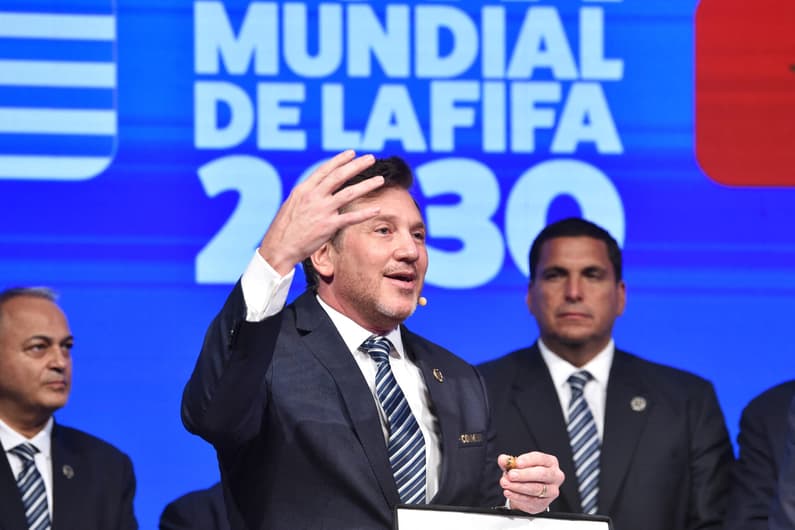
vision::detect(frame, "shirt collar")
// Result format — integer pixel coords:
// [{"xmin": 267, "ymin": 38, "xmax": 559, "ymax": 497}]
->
[
  {"xmin": 316, "ymin": 295, "xmax": 405, "ymax": 358},
  {"xmin": 0, "ymin": 416, "xmax": 53, "ymax": 458},
  {"xmin": 538, "ymin": 338, "xmax": 614, "ymax": 392}
]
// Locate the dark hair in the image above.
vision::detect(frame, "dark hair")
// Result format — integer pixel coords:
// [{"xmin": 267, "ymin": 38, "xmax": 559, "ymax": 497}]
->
[
  {"xmin": 0, "ymin": 287, "xmax": 59, "ymax": 325},
  {"xmin": 528, "ymin": 217, "xmax": 622, "ymax": 282},
  {"xmin": 302, "ymin": 156, "xmax": 415, "ymax": 291}
]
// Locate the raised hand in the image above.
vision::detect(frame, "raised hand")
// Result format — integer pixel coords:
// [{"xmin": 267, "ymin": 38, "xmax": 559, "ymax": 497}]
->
[{"xmin": 258, "ymin": 150, "xmax": 384, "ymax": 276}]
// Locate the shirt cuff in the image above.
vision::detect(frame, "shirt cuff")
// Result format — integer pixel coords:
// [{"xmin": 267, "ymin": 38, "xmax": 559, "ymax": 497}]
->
[{"xmin": 240, "ymin": 250, "xmax": 294, "ymax": 322}]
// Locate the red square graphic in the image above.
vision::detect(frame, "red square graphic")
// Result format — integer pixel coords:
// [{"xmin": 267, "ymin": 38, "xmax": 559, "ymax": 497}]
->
[{"xmin": 696, "ymin": 0, "xmax": 795, "ymax": 186}]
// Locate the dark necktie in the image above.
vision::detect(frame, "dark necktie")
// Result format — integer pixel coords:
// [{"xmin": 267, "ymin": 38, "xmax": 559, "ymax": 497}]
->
[
  {"xmin": 9, "ymin": 443, "xmax": 52, "ymax": 530},
  {"xmin": 362, "ymin": 335, "xmax": 427, "ymax": 504},
  {"xmin": 567, "ymin": 371, "xmax": 600, "ymax": 515}
]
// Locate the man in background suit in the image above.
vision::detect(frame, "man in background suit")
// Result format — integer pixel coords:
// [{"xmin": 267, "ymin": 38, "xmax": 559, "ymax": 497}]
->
[
  {"xmin": 181, "ymin": 151, "xmax": 564, "ymax": 529},
  {"xmin": 770, "ymin": 394, "xmax": 795, "ymax": 530},
  {"xmin": 160, "ymin": 482, "xmax": 233, "ymax": 530},
  {"xmin": 723, "ymin": 379, "xmax": 795, "ymax": 529},
  {"xmin": 478, "ymin": 217, "xmax": 733, "ymax": 530},
  {"xmin": 0, "ymin": 287, "xmax": 137, "ymax": 530}
]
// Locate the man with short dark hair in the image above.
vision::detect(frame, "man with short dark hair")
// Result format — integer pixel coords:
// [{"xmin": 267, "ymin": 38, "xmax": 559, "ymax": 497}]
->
[
  {"xmin": 182, "ymin": 151, "xmax": 565, "ymax": 529},
  {"xmin": 478, "ymin": 217, "xmax": 733, "ymax": 530},
  {"xmin": 0, "ymin": 287, "xmax": 138, "ymax": 530}
]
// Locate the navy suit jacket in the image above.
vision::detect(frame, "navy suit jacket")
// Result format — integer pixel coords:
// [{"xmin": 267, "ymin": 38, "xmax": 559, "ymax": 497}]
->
[
  {"xmin": 160, "ymin": 482, "xmax": 234, "ymax": 530},
  {"xmin": 769, "ymin": 393, "xmax": 795, "ymax": 530},
  {"xmin": 182, "ymin": 285, "xmax": 502, "ymax": 530},
  {"xmin": 0, "ymin": 423, "xmax": 137, "ymax": 530},
  {"xmin": 478, "ymin": 344, "xmax": 733, "ymax": 530},
  {"xmin": 724, "ymin": 380, "xmax": 795, "ymax": 530}
]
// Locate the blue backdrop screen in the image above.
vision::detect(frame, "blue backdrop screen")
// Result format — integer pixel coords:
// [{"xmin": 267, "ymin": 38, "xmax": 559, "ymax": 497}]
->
[{"xmin": 1, "ymin": 1, "xmax": 794, "ymax": 527}]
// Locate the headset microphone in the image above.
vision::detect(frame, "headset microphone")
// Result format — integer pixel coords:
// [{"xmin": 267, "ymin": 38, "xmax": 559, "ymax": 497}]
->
[{"xmin": 418, "ymin": 296, "xmax": 427, "ymax": 307}]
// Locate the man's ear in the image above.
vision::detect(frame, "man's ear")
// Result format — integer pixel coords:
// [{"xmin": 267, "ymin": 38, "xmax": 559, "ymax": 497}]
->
[
  {"xmin": 311, "ymin": 241, "xmax": 334, "ymax": 279},
  {"xmin": 525, "ymin": 283, "xmax": 535, "ymax": 315},
  {"xmin": 616, "ymin": 280, "xmax": 627, "ymax": 317}
]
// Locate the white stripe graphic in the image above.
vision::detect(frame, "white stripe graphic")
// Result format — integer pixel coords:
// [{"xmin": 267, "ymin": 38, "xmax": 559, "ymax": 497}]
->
[
  {"xmin": 0, "ymin": 155, "xmax": 113, "ymax": 180},
  {"xmin": 0, "ymin": 12, "xmax": 115, "ymax": 40},
  {"xmin": 0, "ymin": 107, "xmax": 116, "ymax": 135},
  {"xmin": 0, "ymin": 60, "xmax": 116, "ymax": 88}
]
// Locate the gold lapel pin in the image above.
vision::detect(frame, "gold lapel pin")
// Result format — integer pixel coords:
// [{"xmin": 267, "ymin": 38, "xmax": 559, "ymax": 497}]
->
[{"xmin": 433, "ymin": 368, "xmax": 444, "ymax": 383}]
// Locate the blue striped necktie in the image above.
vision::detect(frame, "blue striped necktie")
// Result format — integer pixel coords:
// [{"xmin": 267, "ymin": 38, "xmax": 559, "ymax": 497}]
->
[
  {"xmin": 567, "ymin": 371, "xmax": 600, "ymax": 515},
  {"xmin": 362, "ymin": 336, "xmax": 427, "ymax": 504},
  {"xmin": 9, "ymin": 443, "xmax": 51, "ymax": 530}
]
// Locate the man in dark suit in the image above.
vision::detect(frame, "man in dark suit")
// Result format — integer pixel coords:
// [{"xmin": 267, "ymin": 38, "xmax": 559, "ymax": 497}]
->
[
  {"xmin": 160, "ymin": 482, "xmax": 233, "ymax": 530},
  {"xmin": 478, "ymin": 217, "xmax": 733, "ymax": 530},
  {"xmin": 181, "ymin": 151, "xmax": 565, "ymax": 529},
  {"xmin": 723, "ymin": 380, "xmax": 795, "ymax": 529},
  {"xmin": 0, "ymin": 287, "xmax": 137, "ymax": 530},
  {"xmin": 770, "ymin": 393, "xmax": 795, "ymax": 530}
]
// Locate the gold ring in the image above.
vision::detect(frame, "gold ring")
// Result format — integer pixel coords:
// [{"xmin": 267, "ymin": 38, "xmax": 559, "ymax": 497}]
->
[{"xmin": 538, "ymin": 483, "xmax": 547, "ymax": 498}]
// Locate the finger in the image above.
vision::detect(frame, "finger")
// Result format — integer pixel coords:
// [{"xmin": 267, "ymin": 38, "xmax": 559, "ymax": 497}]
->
[
  {"xmin": 502, "ymin": 469, "xmax": 562, "ymax": 498},
  {"xmin": 503, "ymin": 489, "xmax": 553, "ymax": 515},
  {"xmin": 537, "ymin": 483, "xmax": 548, "ymax": 499},
  {"xmin": 505, "ymin": 465, "xmax": 560, "ymax": 488},
  {"xmin": 329, "ymin": 174, "xmax": 385, "ymax": 212},
  {"xmin": 501, "ymin": 476, "xmax": 559, "ymax": 502},
  {"xmin": 335, "ymin": 206, "xmax": 381, "ymax": 231},
  {"xmin": 515, "ymin": 451, "xmax": 560, "ymax": 469},
  {"xmin": 315, "ymin": 153, "xmax": 377, "ymax": 195},
  {"xmin": 303, "ymin": 150, "xmax": 358, "ymax": 188}
]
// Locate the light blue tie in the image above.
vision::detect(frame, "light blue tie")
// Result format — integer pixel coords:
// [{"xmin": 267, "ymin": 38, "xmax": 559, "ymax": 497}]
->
[
  {"xmin": 10, "ymin": 443, "xmax": 51, "ymax": 530},
  {"xmin": 567, "ymin": 371, "xmax": 600, "ymax": 515},
  {"xmin": 362, "ymin": 336, "xmax": 427, "ymax": 504}
]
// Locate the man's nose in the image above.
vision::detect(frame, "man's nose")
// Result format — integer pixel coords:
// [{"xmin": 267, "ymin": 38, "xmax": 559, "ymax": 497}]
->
[
  {"xmin": 394, "ymin": 231, "xmax": 420, "ymax": 261},
  {"xmin": 564, "ymin": 277, "xmax": 584, "ymax": 300},
  {"xmin": 48, "ymin": 346, "xmax": 70, "ymax": 369}
]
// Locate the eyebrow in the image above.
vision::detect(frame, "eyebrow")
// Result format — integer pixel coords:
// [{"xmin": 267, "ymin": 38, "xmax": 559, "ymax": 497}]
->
[
  {"xmin": 27, "ymin": 334, "xmax": 74, "ymax": 343},
  {"xmin": 542, "ymin": 264, "xmax": 606, "ymax": 274},
  {"xmin": 370, "ymin": 213, "xmax": 426, "ymax": 230}
]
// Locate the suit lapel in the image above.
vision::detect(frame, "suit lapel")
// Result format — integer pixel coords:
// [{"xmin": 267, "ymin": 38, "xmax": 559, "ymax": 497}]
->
[
  {"xmin": 599, "ymin": 351, "xmax": 651, "ymax": 514},
  {"xmin": 511, "ymin": 346, "xmax": 580, "ymax": 512},
  {"xmin": 51, "ymin": 424, "xmax": 84, "ymax": 529},
  {"xmin": 293, "ymin": 293, "xmax": 400, "ymax": 507},
  {"xmin": 404, "ymin": 331, "xmax": 453, "ymax": 501},
  {"xmin": 0, "ymin": 439, "xmax": 29, "ymax": 530}
]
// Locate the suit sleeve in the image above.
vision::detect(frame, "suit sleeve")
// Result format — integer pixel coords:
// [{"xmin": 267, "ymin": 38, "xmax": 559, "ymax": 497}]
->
[
  {"xmin": 688, "ymin": 381, "xmax": 734, "ymax": 530},
  {"xmin": 478, "ymin": 369, "xmax": 505, "ymax": 508},
  {"xmin": 769, "ymin": 396, "xmax": 795, "ymax": 530},
  {"xmin": 159, "ymin": 499, "xmax": 191, "ymax": 530},
  {"xmin": 159, "ymin": 484, "xmax": 231, "ymax": 530},
  {"xmin": 116, "ymin": 452, "xmax": 138, "ymax": 530},
  {"xmin": 181, "ymin": 281, "xmax": 283, "ymax": 447},
  {"xmin": 723, "ymin": 398, "xmax": 778, "ymax": 530},
  {"xmin": 158, "ymin": 492, "xmax": 209, "ymax": 530}
]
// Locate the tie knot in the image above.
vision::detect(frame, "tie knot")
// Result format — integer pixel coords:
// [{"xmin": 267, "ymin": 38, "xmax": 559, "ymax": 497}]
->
[
  {"xmin": 568, "ymin": 370, "xmax": 594, "ymax": 392},
  {"xmin": 9, "ymin": 443, "xmax": 39, "ymax": 462},
  {"xmin": 362, "ymin": 336, "xmax": 392, "ymax": 365}
]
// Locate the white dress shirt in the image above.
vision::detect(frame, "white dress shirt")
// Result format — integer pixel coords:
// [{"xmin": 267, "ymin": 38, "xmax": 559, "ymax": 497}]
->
[
  {"xmin": 240, "ymin": 250, "xmax": 441, "ymax": 501},
  {"xmin": 0, "ymin": 416, "xmax": 54, "ymax": 516},
  {"xmin": 537, "ymin": 339, "xmax": 614, "ymax": 440}
]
